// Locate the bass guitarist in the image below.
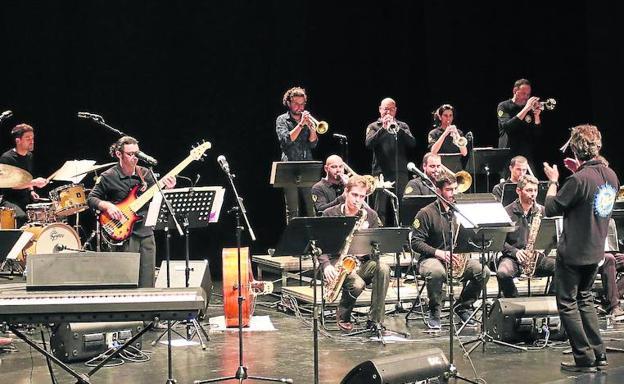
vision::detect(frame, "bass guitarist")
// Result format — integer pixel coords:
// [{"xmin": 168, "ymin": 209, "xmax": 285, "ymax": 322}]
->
[{"xmin": 88, "ymin": 136, "xmax": 176, "ymax": 288}]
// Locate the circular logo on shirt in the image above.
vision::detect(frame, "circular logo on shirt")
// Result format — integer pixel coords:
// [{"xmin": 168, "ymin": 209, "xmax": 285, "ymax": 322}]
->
[
  {"xmin": 594, "ymin": 183, "xmax": 617, "ymax": 218},
  {"xmin": 412, "ymin": 218, "xmax": 420, "ymax": 229},
  {"xmin": 524, "ymin": 115, "xmax": 532, "ymax": 123},
  {"xmin": 405, "ymin": 186, "xmax": 413, "ymax": 195}
]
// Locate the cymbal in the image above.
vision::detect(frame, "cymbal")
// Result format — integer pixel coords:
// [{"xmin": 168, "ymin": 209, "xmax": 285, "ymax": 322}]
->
[
  {"xmin": 70, "ymin": 162, "xmax": 116, "ymax": 178},
  {"xmin": 0, "ymin": 164, "xmax": 33, "ymax": 188}
]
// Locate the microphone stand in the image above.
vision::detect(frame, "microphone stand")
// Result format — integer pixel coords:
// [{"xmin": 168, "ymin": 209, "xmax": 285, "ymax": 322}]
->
[
  {"xmin": 147, "ymin": 166, "xmax": 183, "ymax": 384},
  {"xmin": 417, "ymin": 177, "xmax": 479, "ymax": 384},
  {"xmin": 381, "ymin": 188, "xmax": 405, "ymax": 313},
  {"xmin": 195, "ymin": 161, "xmax": 291, "ymax": 384}
]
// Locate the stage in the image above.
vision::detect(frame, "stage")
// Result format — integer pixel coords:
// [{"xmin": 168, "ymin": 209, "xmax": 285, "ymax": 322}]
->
[{"xmin": 1, "ymin": 272, "xmax": 623, "ymax": 384}]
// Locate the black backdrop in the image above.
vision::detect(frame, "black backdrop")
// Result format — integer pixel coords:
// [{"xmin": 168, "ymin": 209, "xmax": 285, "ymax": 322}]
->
[{"xmin": 2, "ymin": 1, "xmax": 623, "ymax": 276}]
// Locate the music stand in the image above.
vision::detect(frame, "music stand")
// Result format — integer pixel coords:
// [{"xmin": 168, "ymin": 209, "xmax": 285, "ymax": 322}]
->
[
  {"xmin": 466, "ymin": 147, "xmax": 510, "ymax": 193},
  {"xmin": 270, "ymin": 161, "xmax": 323, "ymax": 223},
  {"xmin": 439, "ymin": 153, "xmax": 463, "ymax": 173},
  {"xmin": 456, "ymin": 222, "xmax": 526, "ymax": 354},
  {"xmin": 345, "ymin": 228, "xmax": 411, "ymax": 344},
  {"xmin": 400, "ymin": 195, "xmax": 436, "ymax": 227},
  {"xmin": 0, "ymin": 229, "xmax": 33, "ymax": 277},
  {"xmin": 275, "ymin": 216, "xmax": 356, "ymax": 384},
  {"xmin": 501, "ymin": 181, "xmax": 549, "ymax": 207},
  {"xmin": 147, "ymin": 187, "xmax": 225, "ymax": 350}
]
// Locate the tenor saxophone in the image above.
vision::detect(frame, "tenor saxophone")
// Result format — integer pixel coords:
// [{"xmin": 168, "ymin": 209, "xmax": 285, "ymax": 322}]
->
[
  {"xmin": 323, "ymin": 208, "xmax": 368, "ymax": 303},
  {"xmin": 521, "ymin": 210, "xmax": 542, "ymax": 278}
]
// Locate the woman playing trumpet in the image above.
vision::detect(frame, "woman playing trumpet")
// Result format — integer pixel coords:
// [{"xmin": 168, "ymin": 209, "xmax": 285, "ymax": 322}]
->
[{"xmin": 428, "ymin": 104, "xmax": 468, "ymax": 157}]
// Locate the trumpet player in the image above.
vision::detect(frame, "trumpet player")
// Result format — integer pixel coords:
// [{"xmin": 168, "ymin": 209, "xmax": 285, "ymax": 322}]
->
[
  {"xmin": 365, "ymin": 97, "xmax": 416, "ymax": 225},
  {"xmin": 275, "ymin": 86, "xmax": 318, "ymax": 222},
  {"xmin": 497, "ymin": 78, "xmax": 542, "ymax": 174},
  {"xmin": 410, "ymin": 172, "xmax": 490, "ymax": 329},
  {"xmin": 428, "ymin": 104, "xmax": 468, "ymax": 157},
  {"xmin": 311, "ymin": 155, "xmax": 347, "ymax": 215},
  {"xmin": 320, "ymin": 175, "xmax": 389, "ymax": 332},
  {"xmin": 497, "ymin": 174, "xmax": 555, "ymax": 298}
]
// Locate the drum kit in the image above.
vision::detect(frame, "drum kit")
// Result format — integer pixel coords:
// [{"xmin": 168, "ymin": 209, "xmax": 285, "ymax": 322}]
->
[{"xmin": 1, "ymin": 162, "xmax": 113, "ymax": 270}]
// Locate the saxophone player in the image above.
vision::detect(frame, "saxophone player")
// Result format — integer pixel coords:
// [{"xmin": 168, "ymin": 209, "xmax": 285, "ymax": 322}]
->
[
  {"xmin": 496, "ymin": 174, "xmax": 556, "ymax": 298},
  {"xmin": 320, "ymin": 175, "xmax": 390, "ymax": 332},
  {"xmin": 410, "ymin": 171, "xmax": 490, "ymax": 329}
]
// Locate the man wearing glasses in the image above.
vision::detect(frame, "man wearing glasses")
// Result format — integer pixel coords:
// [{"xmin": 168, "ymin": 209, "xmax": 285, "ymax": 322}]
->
[
  {"xmin": 365, "ymin": 97, "xmax": 416, "ymax": 225},
  {"xmin": 87, "ymin": 136, "xmax": 176, "ymax": 288},
  {"xmin": 275, "ymin": 86, "xmax": 318, "ymax": 223}
]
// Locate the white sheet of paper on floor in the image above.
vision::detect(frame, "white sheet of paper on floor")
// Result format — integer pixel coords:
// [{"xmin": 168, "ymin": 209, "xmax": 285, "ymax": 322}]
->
[{"xmin": 209, "ymin": 315, "xmax": 276, "ymax": 332}]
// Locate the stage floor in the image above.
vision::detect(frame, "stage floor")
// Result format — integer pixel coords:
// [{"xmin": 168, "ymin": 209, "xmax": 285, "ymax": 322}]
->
[{"xmin": 1, "ymin": 275, "xmax": 623, "ymax": 384}]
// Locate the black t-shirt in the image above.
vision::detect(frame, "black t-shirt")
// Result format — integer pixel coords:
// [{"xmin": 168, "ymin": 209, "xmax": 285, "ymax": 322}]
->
[
  {"xmin": 544, "ymin": 160, "xmax": 619, "ymax": 265},
  {"xmin": 364, "ymin": 120, "xmax": 416, "ymax": 178},
  {"xmin": 410, "ymin": 200, "xmax": 453, "ymax": 262},
  {"xmin": 502, "ymin": 199, "xmax": 544, "ymax": 260},
  {"xmin": 497, "ymin": 99, "xmax": 540, "ymax": 161},
  {"xmin": 427, "ymin": 127, "xmax": 464, "ymax": 154},
  {"xmin": 0, "ymin": 149, "xmax": 34, "ymax": 210},
  {"xmin": 310, "ymin": 178, "xmax": 344, "ymax": 215}
]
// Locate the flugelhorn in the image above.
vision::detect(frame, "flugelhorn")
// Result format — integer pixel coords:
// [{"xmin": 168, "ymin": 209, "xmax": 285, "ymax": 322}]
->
[
  {"xmin": 533, "ymin": 98, "xmax": 557, "ymax": 111},
  {"xmin": 449, "ymin": 126, "xmax": 467, "ymax": 148},
  {"xmin": 305, "ymin": 112, "xmax": 329, "ymax": 134}
]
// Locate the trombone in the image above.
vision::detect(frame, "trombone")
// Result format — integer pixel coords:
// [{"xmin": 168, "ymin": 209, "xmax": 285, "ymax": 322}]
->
[
  {"xmin": 304, "ymin": 112, "xmax": 329, "ymax": 134},
  {"xmin": 440, "ymin": 164, "xmax": 472, "ymax": 193},
  {"xmin": 343, "ymin": 162, "xmax": 391, "ymax": 195}
]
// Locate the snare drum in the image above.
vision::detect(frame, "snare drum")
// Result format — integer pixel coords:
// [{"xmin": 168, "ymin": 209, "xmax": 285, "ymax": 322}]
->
[
  {"xmin": 0, "ymin": 207, "xmax": 16, "ymax": 229},
  {"xmin": 17, "ymin": 223, "xmax": 81, "ymax": 267},
  {"xmin": 26, "ymin": 202, "xmax": 57, "ymax": 224},
  {"xmin": 50, "ymin": 183, "xmax": 88, "ymax": 217}
]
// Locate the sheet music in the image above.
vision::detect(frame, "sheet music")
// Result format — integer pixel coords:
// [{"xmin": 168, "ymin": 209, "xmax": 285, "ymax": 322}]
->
[
  {"xmin": 52, "ymin": 160, "xmax": 97, "ymax": 183},
  {"xmin": 454, "ymin": 202, "xmax": 512, "ymax": 229}
]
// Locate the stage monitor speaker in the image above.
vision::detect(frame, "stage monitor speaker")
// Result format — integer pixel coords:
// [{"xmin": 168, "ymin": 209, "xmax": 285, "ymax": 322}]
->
[
  {"xmin": 50, "ymin": 322, "xmax": 143, "ymax": 363},
  {"xmin": 27, "ymin": 252, "xmax": 139, "ymax": 290},
  {"xmin": 487, "ymin": 296, "xmax": 566, "ymax": 343},
  {"xmin": 340, "ymin": 347, "xmax": 450, "ymax": 384},
  {"xmin": 155, "ymin": 259, "xmax": 212, "ymax": 311}
]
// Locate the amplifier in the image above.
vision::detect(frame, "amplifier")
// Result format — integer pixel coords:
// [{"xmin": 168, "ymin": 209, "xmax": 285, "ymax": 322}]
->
[
  {"xmin": 50, "ymin": 322, "xmax": 143, "ymax": 363},
  {"xmin": 27, "ymin": 252, "xmax": 140, "ymax": 290}
]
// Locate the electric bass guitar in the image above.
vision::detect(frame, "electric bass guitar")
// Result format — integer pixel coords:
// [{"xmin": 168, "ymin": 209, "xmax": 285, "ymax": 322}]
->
[{"xmin": 99, "ymin": 141, "xmax": 211, "ymax": 243}]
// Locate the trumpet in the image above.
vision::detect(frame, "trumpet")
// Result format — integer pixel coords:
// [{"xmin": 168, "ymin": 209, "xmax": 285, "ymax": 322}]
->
[
  {"xmin": 448, "ymin": 126, "xmax": 467, "ymax": 148},
  {"xmin": 533, "ymin": 98, "xmax": 557, "ymax": 111},
  {"xmin": 387, "ymin": 119, "xmax": 399, "ymax": 134},
  {"xmin": 305, "ymin": 112, "xmax": 329, "ymax": 134}
]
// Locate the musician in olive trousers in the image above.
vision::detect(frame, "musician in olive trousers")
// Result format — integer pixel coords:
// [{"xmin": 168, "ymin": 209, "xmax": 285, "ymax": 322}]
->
[
  {"xmin": 319, "ymin": 175, "xmax": 390, "ymax": 332},
  {"xmin": 497, "ymin": 174, "xmax": 555, "ymax": 298},
  {"xmin": 87, "ymin": 136, "xmax": 175, "ymax": 288},
  {"xmin": 411, "ymin": 172, "xmax": 490, "ymax": 330}
]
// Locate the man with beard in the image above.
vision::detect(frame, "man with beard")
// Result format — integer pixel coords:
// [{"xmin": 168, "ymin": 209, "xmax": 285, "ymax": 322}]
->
[
  {"xmin": 311, "ymin": 155, "xmax": 347, "ymax": 215},
  {"xmin": 403, "ymin": 152, "xmax": 442, "ymax": 196}
]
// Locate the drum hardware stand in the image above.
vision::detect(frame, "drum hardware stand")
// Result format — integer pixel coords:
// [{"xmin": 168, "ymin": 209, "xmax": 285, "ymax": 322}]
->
[{"xmin": 195, "ymin": 157, "xmax": 291, "ymax": 384}]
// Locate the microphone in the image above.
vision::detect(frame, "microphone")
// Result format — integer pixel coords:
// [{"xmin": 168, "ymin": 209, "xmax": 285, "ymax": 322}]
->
[
  {"xmin": 136, "ymin": 151, "xmax": 158, "ymax": 166},
  {"xmin": 466, "ymin": 131, "xmax": 474, "ymax": 142},
  {"xmin": 407, "ymin": 162, "xmax": 431, "ymax": 182},
  {"xmin": 332, "ymin": 133, "xmax": 348, "ymax": 140},
  {"xmin": 217, "ymin": 155, "xmax": 230, "ymax": 174}
]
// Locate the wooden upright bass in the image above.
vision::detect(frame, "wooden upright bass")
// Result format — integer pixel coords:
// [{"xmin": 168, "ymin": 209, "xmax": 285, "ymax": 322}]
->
[{"xmin": 222, "ymin": 247, "xmax": 273, "ymax": 327}]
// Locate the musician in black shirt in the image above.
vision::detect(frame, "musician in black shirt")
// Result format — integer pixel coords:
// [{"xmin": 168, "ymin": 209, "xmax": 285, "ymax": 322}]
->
[
  {"xmin": 497, "ymin": 175, "xmax": 555, "ymax": 298},
  {"xmin": 87, "ymin": 136, "xmax": 176, "ymax": 288},
  {"xmin": 427, "ymin": 104, "xmax": 468, "ymax": 157},
  {"xmin": 0, "ymin": 124, "xmax": 49, "ymax": 226},
  {"xmin": 544, "ymin": 124, "xmax": 619, "ymax": 372},
  {"xmin": 491, "ymin": 155, "xmax": 529, "ymax": 201},
  {"xmin": 410, "ymin": 172, "xmax": 490, "ymax": 329},
  {"xmin": 404, "ymin": 152, "xmax": 441, "ymax": 196},
  {"xmin": 311, "ymin": 155, "xmax": 346, "ymax": 215},
  {"xmin": 497, "ymin": 79, "xmax": 542, "ymax": 170}
]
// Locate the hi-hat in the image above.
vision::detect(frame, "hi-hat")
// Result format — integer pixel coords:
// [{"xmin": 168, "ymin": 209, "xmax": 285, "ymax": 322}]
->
[
  {"xmin": 70, "ymin": 162, "xmax": 116, "ymax": 178},
  {"xmin": 0, "ymin": 164, "xmax": 33, "ymax": 188}
]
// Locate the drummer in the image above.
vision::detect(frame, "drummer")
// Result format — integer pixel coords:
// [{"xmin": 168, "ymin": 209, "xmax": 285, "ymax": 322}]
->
[{"xmin": 0, "ymin": 124, "xmax": 48, "ymax": 226}]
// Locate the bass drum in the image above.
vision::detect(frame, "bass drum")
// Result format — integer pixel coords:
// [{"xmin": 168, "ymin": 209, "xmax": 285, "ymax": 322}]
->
[{"xmin": 17, "ymin": 223, "xmax": 81, "ymax": 267}]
